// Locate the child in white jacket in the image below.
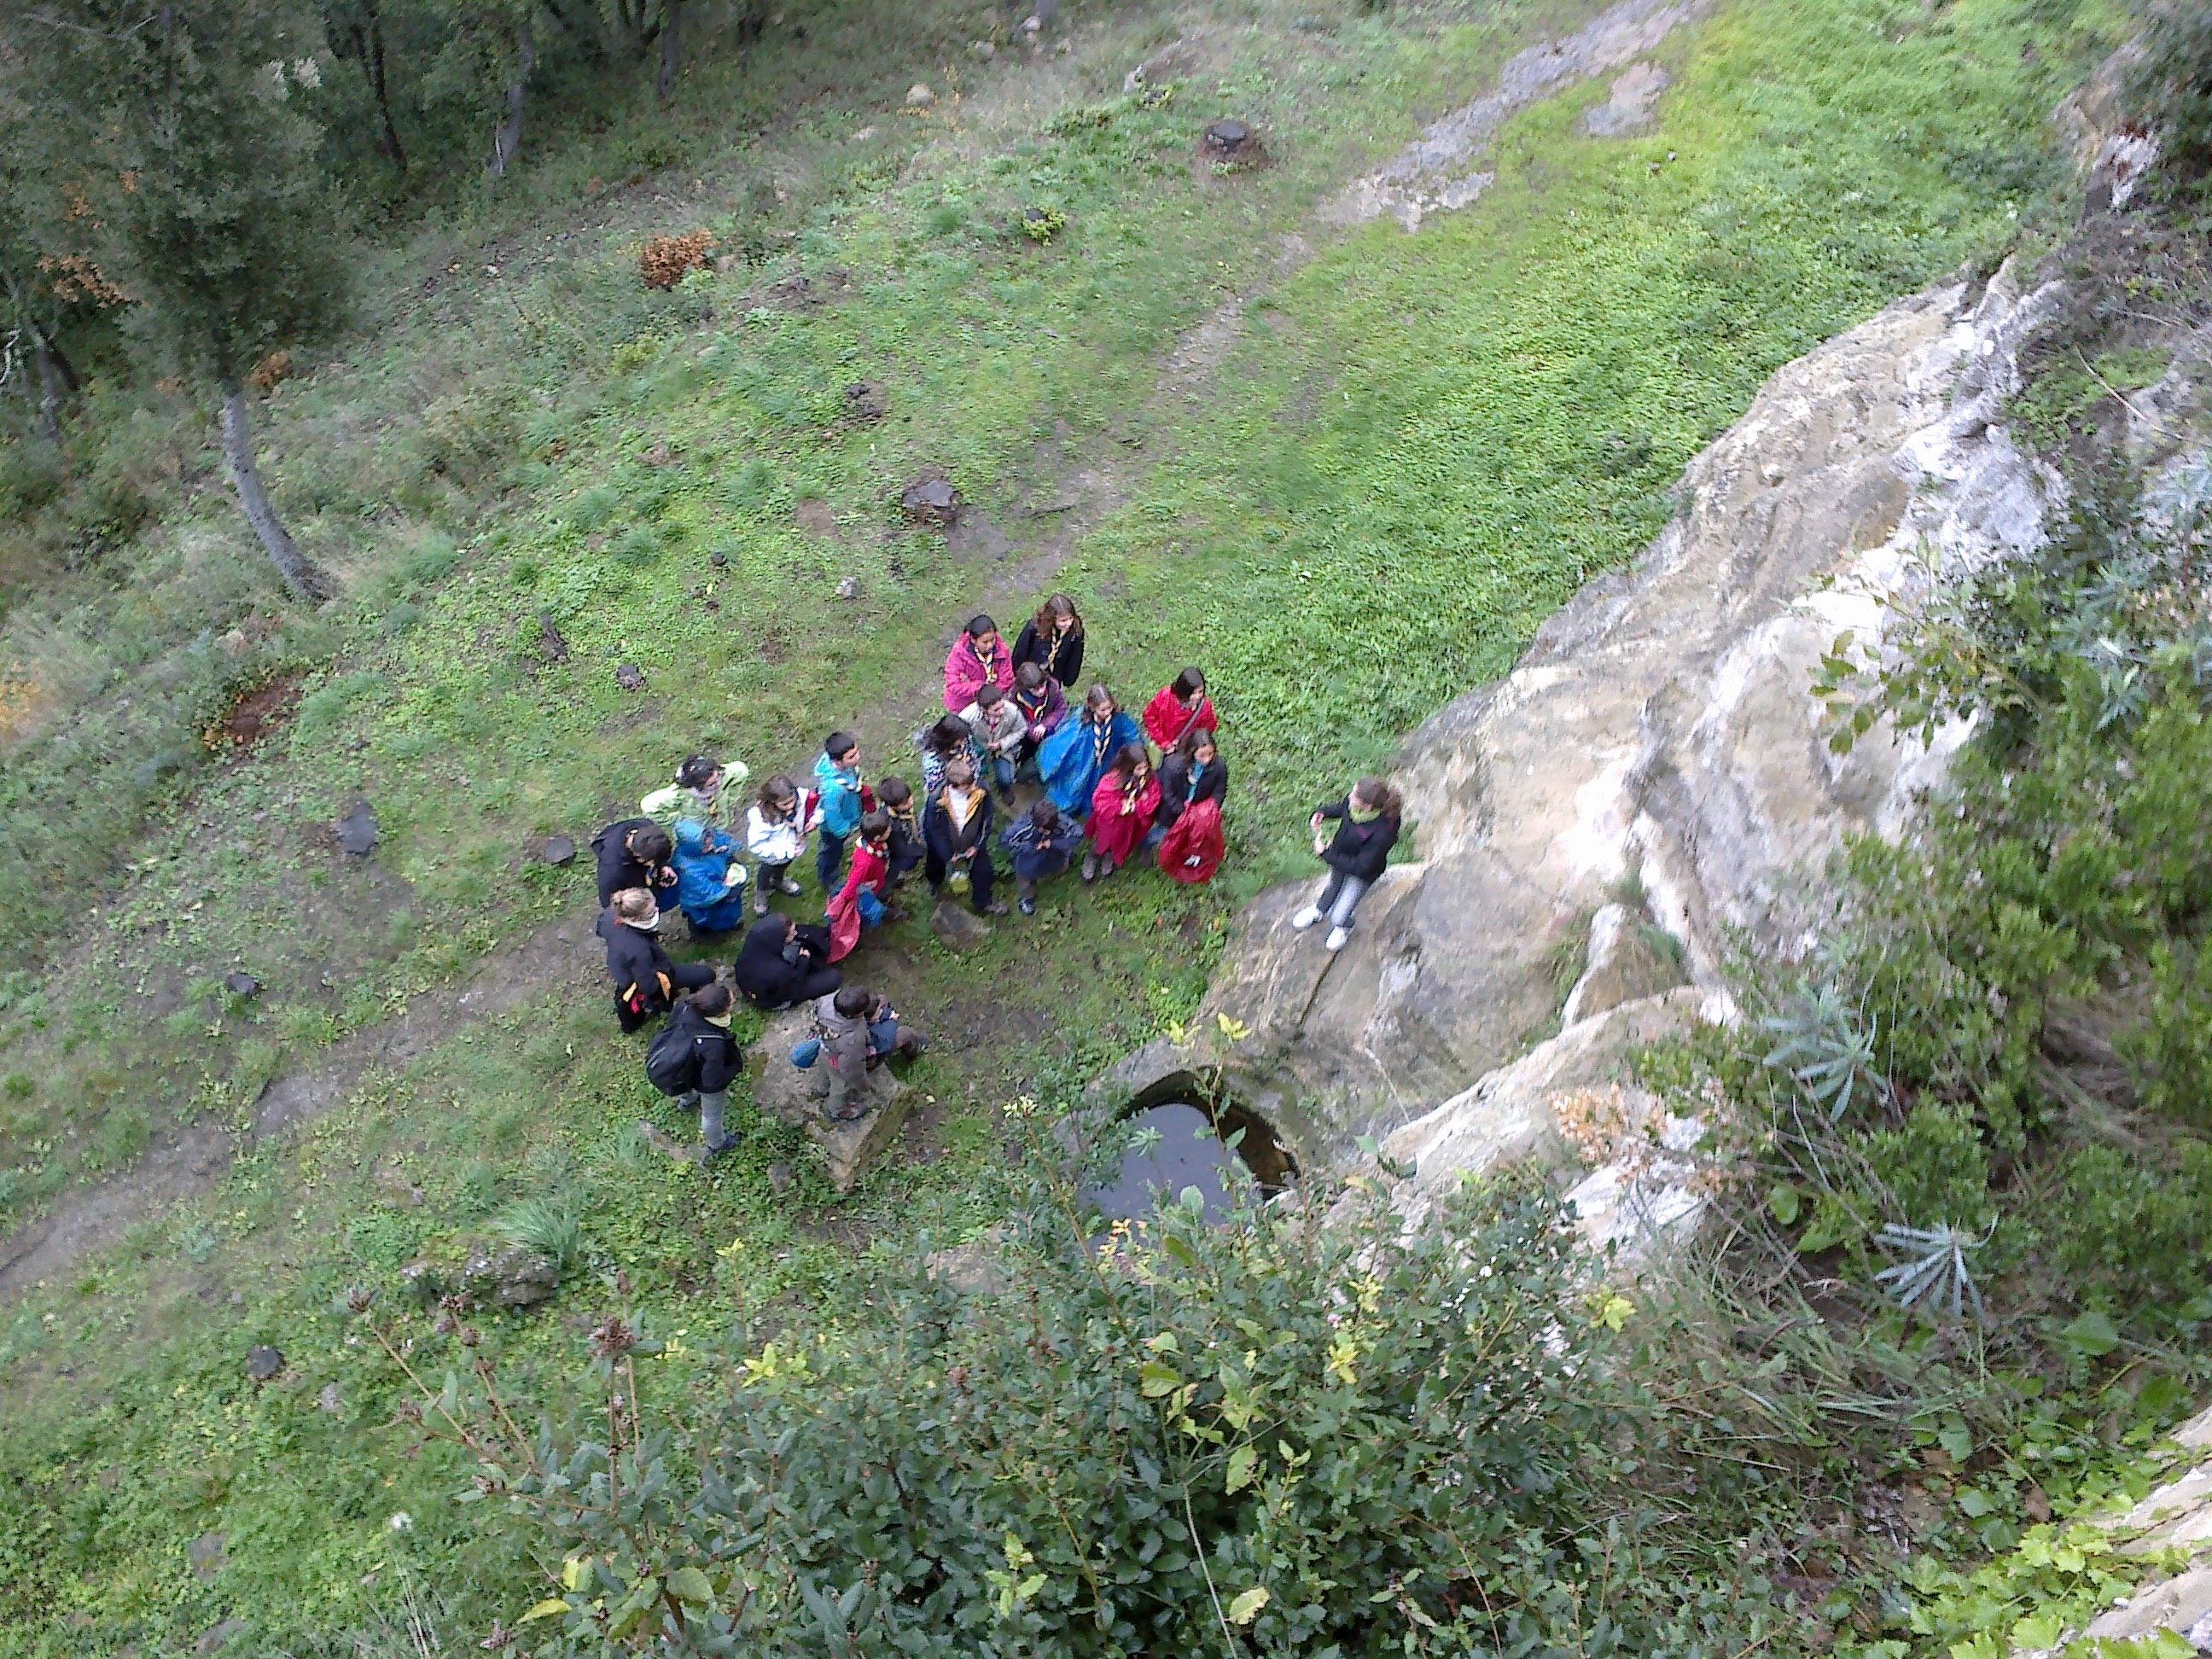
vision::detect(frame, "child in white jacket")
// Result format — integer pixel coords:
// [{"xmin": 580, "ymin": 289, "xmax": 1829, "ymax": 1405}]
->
[
  {"xmin": 744, "ymin": 775, "xmax": 820, "ymax": 916},
  {"xmin": 958, "ymin": 683, "xmax": 1027, "ymax": 802}
]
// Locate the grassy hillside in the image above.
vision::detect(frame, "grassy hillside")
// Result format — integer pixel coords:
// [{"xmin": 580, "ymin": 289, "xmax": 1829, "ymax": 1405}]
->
[{"xmin": 0, "ymin": 0, "xmax": 2129, "ymax": 1650}]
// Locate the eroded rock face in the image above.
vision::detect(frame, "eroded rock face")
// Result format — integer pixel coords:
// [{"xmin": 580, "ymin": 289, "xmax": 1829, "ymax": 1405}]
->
[{"xmin": 1133, "ymin": 266, "xmax": 2060, "ymax": 1167}]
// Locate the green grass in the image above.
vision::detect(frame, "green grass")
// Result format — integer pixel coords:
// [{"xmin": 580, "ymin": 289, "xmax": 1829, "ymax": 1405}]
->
[{"xmin": 0, "ymin": 0, "xmax": 2116, "ymax": 1648}]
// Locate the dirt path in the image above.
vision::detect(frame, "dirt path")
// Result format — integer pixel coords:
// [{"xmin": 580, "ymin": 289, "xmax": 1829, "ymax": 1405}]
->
[
  {"xmin": 0, "ymin": 917, "xmax": 595, "ymax": 1301},
  {"xmin": 0, "ymin": 0, "xmax": 1714, "ymax": 1308}
]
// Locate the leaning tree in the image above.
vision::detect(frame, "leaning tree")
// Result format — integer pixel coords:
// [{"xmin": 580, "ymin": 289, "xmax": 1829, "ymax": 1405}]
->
[{"xmin": 21, "ymin": 1, "xmax": 351, "ymax": 602}]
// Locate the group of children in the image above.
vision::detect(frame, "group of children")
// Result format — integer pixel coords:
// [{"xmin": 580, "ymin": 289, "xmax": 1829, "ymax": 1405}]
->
[{"xmin": 591, "ymin": 591, "xmax": 1405, "ymax": 1151}]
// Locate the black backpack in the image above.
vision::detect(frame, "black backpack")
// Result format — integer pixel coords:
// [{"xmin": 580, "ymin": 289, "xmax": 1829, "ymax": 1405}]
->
[{"xmin": 644, "ymin": 1021, "xmax": 706, "ymax": 1097}]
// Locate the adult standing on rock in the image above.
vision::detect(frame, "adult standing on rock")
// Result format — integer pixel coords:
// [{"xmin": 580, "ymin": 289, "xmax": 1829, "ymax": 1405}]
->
[
  {"xmin": 731, "ymin": 914, "xmax": 841, "ymax": 1010},
  {"xmin": 1291, "ymin": 778, "xmax": 1402, "ymax": 953},
  {"xmin": 593, "ymin": 817, "xmax": 684, "ymax": 911},
  {"xmin": 1012, "ymin": 594, "xmax": 1085, "ymax": 691},
  {"xmin": 597, "ymin": 888, "xmax": 716, "ymax": 1032},
  {"xmin": 943, "ymin": 614, "xmax": 1015, "ymax": 713}
]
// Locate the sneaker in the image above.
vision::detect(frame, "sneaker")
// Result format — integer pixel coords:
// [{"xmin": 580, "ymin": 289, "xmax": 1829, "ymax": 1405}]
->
[
  {"xmin": 1290, "ymin": 905, "xmax": 1323, "ymax": 931},
  {"xmin": 1019, "ymin": 896, "xmax": 1036, "ymax": 916},
  {"xmin": 980, "ymin": 899, "xmax": 1010, "ymax": 916},
  {"xmin": 1081, "ymin": 853, "xmax": 1098, "ymax": 883},
  {"xmin": 753, "ymin": 888, "xmax": 770, "ymax": 916},
  {"xmin": 1325, "ymin": 927, "xmax": 1351, "ymax": 952},
  {"xmin": 1098, "ymin": 859, "xmax": 1118, "ymax": 880},
  {"xmin": 779, "ymin": 876, "xmax": 803, "ymax": 894},
  {"xmin": 701, "ymin": 1137, "xmax": 739, "ymax": 1161},
  {"xmin": 676, "ymin": 1092, "xmax": 701, "ymax": 1114}
]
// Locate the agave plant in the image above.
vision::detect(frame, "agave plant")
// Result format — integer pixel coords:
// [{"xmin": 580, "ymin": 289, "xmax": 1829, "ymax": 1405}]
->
[
  {"xmin": 1874, "ymin": 1221, "xmax": 1988, "ymax": 1323},
  {"xmin": 1761, "ymin": 981, "xmax": 1887, "ymax": 1122}
]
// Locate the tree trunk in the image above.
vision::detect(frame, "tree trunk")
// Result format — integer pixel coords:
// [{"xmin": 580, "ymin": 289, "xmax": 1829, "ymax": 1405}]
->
[
  {"xmin": 33, "ymin": 339, "xmax": 62, "ymax": 445},
  {"xmin": 221, "ymin": 381, "xmax": 329, "ymax": 602},
  {"xmin": 486, "ymin": 19, "xmax": 536, "ymax": 182},
  {"xmin": 365, "ymin": 5, "xmax": 405, "ymax": 170},
  {"xmin": 656, "ymin": 1, "xmax": 680, "ymax": 99}
]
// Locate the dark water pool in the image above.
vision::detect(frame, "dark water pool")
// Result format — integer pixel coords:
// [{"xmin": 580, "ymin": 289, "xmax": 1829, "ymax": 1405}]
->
[{"xmin": 1082, "ymin": 1103, "xmax": 1242, "ymax": 1225}]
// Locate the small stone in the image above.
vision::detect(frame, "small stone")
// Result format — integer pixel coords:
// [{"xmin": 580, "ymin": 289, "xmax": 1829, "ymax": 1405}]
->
[
  {"xmin": 900, "ymin": 477, "xmax": 959, "ymax": 529},
  {"xmin": 767, "ymin": 1160, "xmax": 793, "ymax": 1193},
  {"xmin": 537, "ymin": 614, "xmax": 569, "ymax": 662},
  {"xmin": 709, "ymin": 550, "xmax": 730, "ymax": 568},
  {"xmin": 835, "ymin": 576, "xmax": 860, "ymax": 600},
  {"xmin": 317, "ymin": 1382, "xmax": 342, "ymax": 1414},
  {"xmin": 223, "ymin": 971, "xmax": 260, "ymax": 998},
  {"xmin": 642, "ymin": 439, "xmax": 672, "ymax": 466},
  {"xmin": 969, "ymin": 38, "xmax": 995, "ymax": 59},
  {"xmin": 459, "ymin": 1243, "xmax": 562, "ymax": 1307},
  {"xmin": 216, "ymin": 629, "xmax": 248, "ymax": 655},
  {"xmin": 197, "ymin": 1617, "xmax": 249, "ymax": 1656},
  {"xmin": 926, "ymin": 1241, "xmax": 1008, "ymax": 1295},
  {"xmin": 929, "ymin": 899, "xmax": 994, "ymax": 952},
  {"xmin": 337, "ymin": 801, "xmax": 377, "ymax": 858},
  {"xmin": 845, "ymin": 380, "xmax": 888, "ymax": 422},
  {"xmin": 905, "ymin": 81, "xmax": 935, "ymax": 107},
  {"xmin": 852, "ymin": 125, "xmax": 878, "ymax": 142},
  {"xmin": 188, "ymin": 1533, "xmax": 226, "ymax": 1580},
  {"xmin": 246, "ymin": 1345, "xmax": 284, "ymax": 1382},
  {"xmin": 1202, "ymin": 119, "xmax": 1254, "ymax": 159},
  {"xmin": 541, "ymin": 835, "xmax": 576, "ymax": 866},
  {"xmin": 615, "ymin": 663, "xmax": 647, "ymax": 691}
]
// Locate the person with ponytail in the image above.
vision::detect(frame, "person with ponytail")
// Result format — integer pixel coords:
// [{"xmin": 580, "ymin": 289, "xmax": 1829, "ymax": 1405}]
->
[{"xmin": 1290, "ymin": 777, "xmax": 1402, "ymax": 952}]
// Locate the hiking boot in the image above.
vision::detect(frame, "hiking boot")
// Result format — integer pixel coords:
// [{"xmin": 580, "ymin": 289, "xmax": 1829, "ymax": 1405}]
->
[
  {"xmin": 701, "ymin": 1136, "xmax": 739, "ymax": 1161},
  {"xmin": 1290, "ymin": 905, "xmax": 1323, "ymax": 931},
  {"xmin": 779, "ymin": 875, "xmax": 803, "ymax": 894},
  {"xmin": 980, "ymin": 899, "xmax": 1010, "ymax": 917},
  {"xmin": 1325, "ymin": 927, "xmax": 1351, "ymax": 952},
  {"xmin": 1080, "ymin": 853, "xmax": 1098, "ymax": 883},
  {"xmin": 753, "ymin": 888, "xmax": 770, "ymax": 916},
  {"xmin": 1019, "ymin": 896, "xmax": 1036, "ymax": 916}
]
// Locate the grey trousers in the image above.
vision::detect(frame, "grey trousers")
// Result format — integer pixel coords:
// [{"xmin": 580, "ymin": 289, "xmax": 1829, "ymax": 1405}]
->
[
  {"xmin": 1315, "ymin": 870, "xmax": 1371, "ymax": 929},
  {"xmin": 680, "ymin": 1089, "xmax": 732, "ymax": 1152}
]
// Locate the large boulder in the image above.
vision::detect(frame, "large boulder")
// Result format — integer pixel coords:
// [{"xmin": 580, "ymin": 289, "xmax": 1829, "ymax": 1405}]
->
[
  {"xmin": 748, "ymin": 1008, "xmax": 914, "ymax": 1191},
  {"xmin": 1173, "ymin": 266, "xmax": 2060, "ymax": 1159}
]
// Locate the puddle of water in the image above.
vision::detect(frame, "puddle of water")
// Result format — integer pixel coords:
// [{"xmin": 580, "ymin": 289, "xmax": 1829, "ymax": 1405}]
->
[{"xmin": 1084, "ymin": 1103, "xmax": 1238, "ymax": 1224}]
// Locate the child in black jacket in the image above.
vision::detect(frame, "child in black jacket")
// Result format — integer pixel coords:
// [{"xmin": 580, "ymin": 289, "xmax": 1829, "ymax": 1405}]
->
[
  {"xmin": 1290, "ymin": 777, "xmax": 1403, "ymax": 953},
  {"xmin": 597, "ymin": 888, "xmax": 717, "ymax": 1031}
]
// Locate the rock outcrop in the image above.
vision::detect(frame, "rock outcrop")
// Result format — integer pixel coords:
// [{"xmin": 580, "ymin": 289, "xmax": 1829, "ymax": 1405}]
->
[{"xmin": 1114, "ymin": 264, "xmax": 2063, "ymax": 1194}]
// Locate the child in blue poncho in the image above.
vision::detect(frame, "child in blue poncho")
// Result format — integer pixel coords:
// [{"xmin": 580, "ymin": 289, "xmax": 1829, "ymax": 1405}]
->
[
  {"xmin": 1038, "ymin": 684, "xmax": 1141, "ymax": 818},
  {"xmin": 671, "ymin": 818, "xmax": 749, "ymax": 934}
]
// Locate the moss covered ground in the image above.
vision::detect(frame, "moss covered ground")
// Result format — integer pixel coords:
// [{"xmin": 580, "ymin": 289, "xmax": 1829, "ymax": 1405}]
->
[{"xmin": 0, "ymin": 0, "xmax": 2119, "ymax": 1649}]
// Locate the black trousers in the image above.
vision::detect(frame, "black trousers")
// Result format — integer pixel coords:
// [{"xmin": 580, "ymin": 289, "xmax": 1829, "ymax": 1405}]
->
[{"xmin": 925, "ymin": 847, "xmax": 997, "ymax": 910}]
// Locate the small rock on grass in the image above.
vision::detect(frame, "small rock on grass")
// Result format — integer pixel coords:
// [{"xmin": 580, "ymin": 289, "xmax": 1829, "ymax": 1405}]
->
[
  {"xmin": 836, "ymin": 576, "xmax": 860, "ymax": 600},
  {"xmin": 930, "ymin": 899, "xmax": 993, "ymax": 952},
  {"xmin": 906, "ymin": 82, "xmax": 935, "ymax": 107},
  {"xmin": 224, "ymin": 971, "xmax": 260, "ymax": 998},
  {"xmin": 541, "ymin": 835, "xmax": 576, "ymax": 866},
  {"xmin": 337, "ymin": 801, "xmax": 377, "ymax": 857},
  {"xmin": 615, "ymin": 663, "xmax": 647, "ymax": 691},
  {"xmin": 767, "ymin": 1160, "xmax": 793, "ymax": 1193},
  {"xmin": 246, "ymin": 1345, "xmax": 284, "ymax": 1382}
]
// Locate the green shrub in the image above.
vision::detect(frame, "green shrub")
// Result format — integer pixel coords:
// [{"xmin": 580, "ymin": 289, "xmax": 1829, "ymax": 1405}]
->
[
  {"xmin": 375, "ymin": 1173, "xmax": 1804, "ymax": 1656},
  {"xmin": 2051, "ymin": 1141, "xmax": 2212, "ymax": 1314}
]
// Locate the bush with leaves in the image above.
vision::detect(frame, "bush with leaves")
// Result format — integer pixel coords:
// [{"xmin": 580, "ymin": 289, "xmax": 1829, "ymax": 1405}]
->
[{"xmin": 364, "ymin": 1154, "xmax": 1813, "ymax": 1658}]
